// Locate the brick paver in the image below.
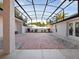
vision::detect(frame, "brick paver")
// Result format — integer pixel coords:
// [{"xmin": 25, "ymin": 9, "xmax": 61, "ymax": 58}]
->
[{"xmin": 15, "ymin": 33, "xmax": 66, "ymax": 49}]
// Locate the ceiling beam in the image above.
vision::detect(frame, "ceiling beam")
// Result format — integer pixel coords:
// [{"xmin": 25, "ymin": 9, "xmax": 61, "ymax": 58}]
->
[
  {"xmin": 32, "ymin": 0, "xmax": 37, "ymax": 21},
  {"xmin": 41, "ymin": 0, "xmax": 48, "ymax": 20}
]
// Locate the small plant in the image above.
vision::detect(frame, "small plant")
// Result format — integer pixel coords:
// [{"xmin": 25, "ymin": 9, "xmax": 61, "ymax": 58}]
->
[
  {"xmin": 0, "ymin": 2, "xmax": 3, "ymax": 11},
  {"xmin": 15, "ymin": 31, "xmax": 18, "ymax": 34}
]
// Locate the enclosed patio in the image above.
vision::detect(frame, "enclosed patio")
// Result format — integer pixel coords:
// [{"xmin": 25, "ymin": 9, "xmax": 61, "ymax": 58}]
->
[{"xmin": 0, "ymin": 0, "xmax": 79, "ymax": 59}]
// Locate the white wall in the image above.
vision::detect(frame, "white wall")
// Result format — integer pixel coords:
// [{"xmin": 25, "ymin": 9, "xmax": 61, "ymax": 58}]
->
[
  {"xmin": 22, "ymin": 26, "xmax": 27, "ymax": 33},
  {"xmin": 51, "ymin": 24, "xmax": 56, "ymax": 33},
  {"xmin": 56, "ymin": 21, "xmax": 67, "ymax": 37},
  {"xmin": 0, "ymin": 15, "xmax": 3, "ymax": 38},
  {"xmin": 0, "ymin": 17, "xmax": 24, "ymax": 38},
  {"xmin": 51, "ymin": 21, "xmax": 67, "ymax": 37},
  {"xmin": 15, "ymin": 18, "xmax": 23, "ymax": 34},
  {"xmin": 52, "ymin": 17, "xmax": 79, "ymax": 41}
]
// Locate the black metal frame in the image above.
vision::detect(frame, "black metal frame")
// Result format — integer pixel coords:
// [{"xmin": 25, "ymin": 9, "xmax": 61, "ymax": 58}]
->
[
  {"xmin": 15, "ymin": 0, "xmax": 64, "ymax": 22},
  {"xmin": 78, "ymin": 0, "xmax": 79, "ymax": 15},
  {"xmin": 52, "ymin": 0, "xmax": 79, "ymax": 24},
  {"xmin": 15, "ymin": 0, "xmax": 33, "ymax": 22},
  {"xmin": 15, "ymin": 7, "xmax": 27, "ymax": 18},
  {"xmin": 15, "ymin": 7, "xmax": 28, "ymax": 22},
  {"xmin": 41, "ymin": 0, "xmax": 48, "ymax": 20},
  {"xmin": 32, "ymin": 0, "xmax": 37, "ymax": 21},
  {"xmin": 51, "ymin": 1, "xmax": 74, "ymax": 23},
  {"xmin": 15, "ymin": 0, "xmax": 79, "ymax": 24},
  {"xmin": 46, "ymin": 0, "xmax": 66, "ymax": 20}
]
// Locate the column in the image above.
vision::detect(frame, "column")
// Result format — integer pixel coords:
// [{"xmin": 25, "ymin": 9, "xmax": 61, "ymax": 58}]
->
[{"xmin": 3, "ymin": 0, "xmax": 15, "ymax": 54}]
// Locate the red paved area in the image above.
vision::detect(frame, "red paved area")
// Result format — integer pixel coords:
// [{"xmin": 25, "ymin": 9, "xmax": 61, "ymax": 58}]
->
[{"xmin": 15, "ymin": 33, "xmax": 65, "ymax": 49}]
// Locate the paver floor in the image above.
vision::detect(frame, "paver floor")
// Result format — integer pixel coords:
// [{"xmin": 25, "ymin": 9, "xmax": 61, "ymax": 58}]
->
[
  {"xmin": 15, "ymin": 33, "xmax": 78, "ymax": 49},
  {"xmin": 1, "ymin": 49, "xmax": 79, "ymax": 59}
]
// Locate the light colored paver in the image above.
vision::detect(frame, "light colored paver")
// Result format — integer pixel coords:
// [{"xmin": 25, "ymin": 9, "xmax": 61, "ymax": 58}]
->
[
  {"xmin": 60, "ymin": 49, "xmax": 79, "ymax": 59},
  {"xmin": 0, "ymin": 50, "xmax": 65, "ymax": 59},
  {"xmin": 42, "ymin": 49, "xmax": 66, "ymax": 59},
  {"xmin": 1, "ymin": 49, "xmax": 79, "ymax": 59}
]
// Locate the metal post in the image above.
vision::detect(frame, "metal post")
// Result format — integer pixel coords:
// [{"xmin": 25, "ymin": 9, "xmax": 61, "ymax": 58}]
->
[
  {"xmin": 63, "ymin": 9, "xmax": 65, "ymax": 20},
  {"xmin": 78, "ymin": 0, "xmax": 79, "ymax": 15}
]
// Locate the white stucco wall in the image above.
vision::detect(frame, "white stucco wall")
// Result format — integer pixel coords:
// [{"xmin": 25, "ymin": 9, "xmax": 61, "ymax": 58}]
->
[
  {"xmin": 51, "ymin": 22, "xmax": 67, "ymax": 36},
  {"xmin": 15, "ymin": 18, "xmax": 23, "ymax": 34},
  {"xmin": 0, "ymin": 15, "xmax": 3, "ymax": 38},
  {"xmin": 51, "ymin": 24, "xmax": 56, "ymax": 33},
  {"xmin": 52, "ymin": 17, "xmax": 79, "ymax": 41},
  {"xmin": 22, "ymin": 26, "xmax": 27, "ymax": 33},
  {"xmin": 0, "ymin": 16, "xmax": 24, "ymax": 38},
  {"xmin": 56, "ymin": 21, "xmax": 67, "ymax": 37}
]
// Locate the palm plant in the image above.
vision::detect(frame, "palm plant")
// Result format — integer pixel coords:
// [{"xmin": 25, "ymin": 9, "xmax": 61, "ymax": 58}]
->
[{"xmin": 56, "ymin": 11, "xmax": 68, "ymax": 22}]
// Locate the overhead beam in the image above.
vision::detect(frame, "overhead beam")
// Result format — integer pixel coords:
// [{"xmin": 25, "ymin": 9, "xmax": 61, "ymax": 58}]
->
[
  {"xmin": 46, "ymin": 0, "xmax": 66, "ymax": 20},
  {"xmin": 41, "ymin": 0, "xmax": 48, "ymax": 20},
  {"xmin": 15, "ymin": 0, "xmax": 32, "ymax": 21},
  {"xmin": 32, "ymin": 0, "xmax": 37, "ymax": 21}
]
